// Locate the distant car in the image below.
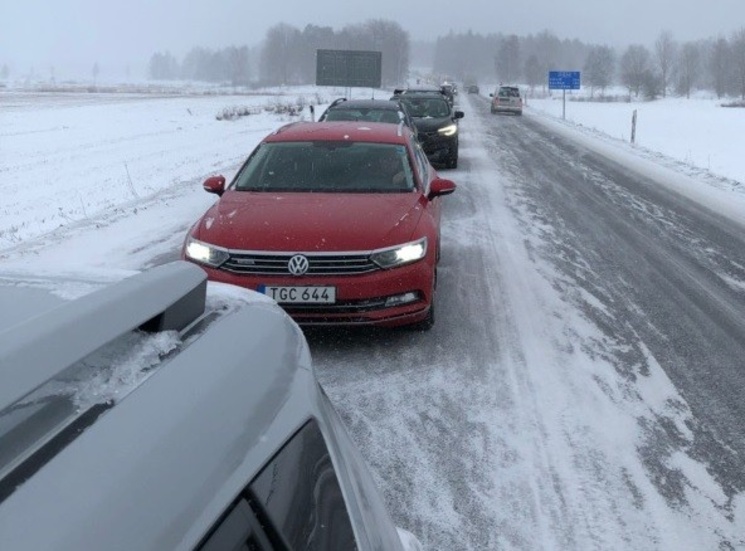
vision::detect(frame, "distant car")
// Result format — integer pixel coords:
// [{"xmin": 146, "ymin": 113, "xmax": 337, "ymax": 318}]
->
[
  {"xmin": 318, "ymin": 97, "xmax": 418, "ymax": 139},
  {"xmin": 439, "ymin": 83, "xmax": 456, "ymax": 105},
  {"xmin": 0, "ymin": 261, "xmax": 422, "ymax": 550},
  {"xmin": 466, "ymin": 84, "xmax": 480, "ymax": 94},
  {"xmin": 182, "ymin": 121, "xmax": 456, "ymax": 330},
  {"xmin": 490, "ymin": 85, "xmax": 523, "ymax": 115},
  {"xmin": 393, "ymin": 91, "xmax": 465, "ymax": 168}
]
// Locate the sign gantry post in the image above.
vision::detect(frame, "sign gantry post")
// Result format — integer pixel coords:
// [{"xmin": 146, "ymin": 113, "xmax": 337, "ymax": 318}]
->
[{"xmin": 548, "ymin": 71, "xmax": 581, "ymax": 120}]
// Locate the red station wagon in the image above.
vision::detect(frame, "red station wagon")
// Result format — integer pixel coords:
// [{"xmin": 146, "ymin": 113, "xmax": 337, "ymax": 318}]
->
[{"xmin": 182, "ymin": 121, "xmax": 456, "ymax": 330}]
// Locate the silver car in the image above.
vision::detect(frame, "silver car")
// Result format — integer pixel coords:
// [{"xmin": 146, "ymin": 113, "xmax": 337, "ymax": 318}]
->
[
  {"xmin": 0, "ymin": 261, "xmax": 421, "ymax": 550},
  {"xmin": 490, "ymin": 85, "xmax": 523, "ymax": 115}
]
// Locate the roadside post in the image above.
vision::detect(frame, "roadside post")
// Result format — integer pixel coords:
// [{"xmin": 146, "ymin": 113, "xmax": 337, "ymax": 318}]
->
[
  {"xmin": 631, "ymin": 109, "xmax": 637, "ymax": 144},
  {"xmin": 548, "ymin": 71, "xmax": 581, "ymax": 120}
]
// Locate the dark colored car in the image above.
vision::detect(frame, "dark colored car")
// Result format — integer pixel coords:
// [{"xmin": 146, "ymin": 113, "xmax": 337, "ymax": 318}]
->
[
  {"xmin": 392, "ymin": 85, "xmax": 443, "ymax": 96},
  {"xmin": 0, "ymin": 261, "xmax": 422, "ymax": 549},
  {"xmin": 439, "ymin": 83, "xmax": 456, "ymax": 105},
  {"xmin": 490, "ymin": 85, "xmax": 523, "ymax": 115},
  {"xmin": 182, "ymin": 121, "xmax": 456, "ymax": 330},
  {"xmin": 318, "ymin": 97, "xmax": 418, "ymax": 139},
  {"xmin": 393, "ymin": 92, "xmax": 465, "ymax": 168},
  {"xmin": 466, "ymin": 84, "xmax": 480, "ymax": 94}
]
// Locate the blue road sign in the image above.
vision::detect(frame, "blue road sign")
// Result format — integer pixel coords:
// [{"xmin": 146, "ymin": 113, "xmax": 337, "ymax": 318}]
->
[{"xmin": 548, "ymin": 71, "xmax": 581, "ymax": 90}]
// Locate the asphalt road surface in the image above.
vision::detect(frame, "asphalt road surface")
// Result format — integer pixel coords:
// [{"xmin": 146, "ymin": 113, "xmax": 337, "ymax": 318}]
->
[{"xmin": 311, "ymin": 94, "xmax": 745, "ymax": 550}]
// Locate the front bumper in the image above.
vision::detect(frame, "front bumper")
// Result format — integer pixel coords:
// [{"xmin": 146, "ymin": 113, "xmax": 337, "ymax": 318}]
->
[
  {"xmin": 418, "ymin": 133, "xmax": 458, "ymax": 162},
  {"xmin": 492, "ymin": 101, "xmax": 522, "ymax": 113},
  {"xmin": 190, "ymin": 259, "xmax": 435, "ymax": 328}
]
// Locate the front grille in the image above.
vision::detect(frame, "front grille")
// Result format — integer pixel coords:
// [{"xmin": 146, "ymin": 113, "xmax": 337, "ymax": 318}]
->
[{"xmin": 221, "ymin": 251, "xmax": 378, "ymax": 276}]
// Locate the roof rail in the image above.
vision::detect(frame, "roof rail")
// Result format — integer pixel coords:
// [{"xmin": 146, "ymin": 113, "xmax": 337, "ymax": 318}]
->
[{"xmin": 0, "ymin": 261, "xmax": 207, "ymax": 412}]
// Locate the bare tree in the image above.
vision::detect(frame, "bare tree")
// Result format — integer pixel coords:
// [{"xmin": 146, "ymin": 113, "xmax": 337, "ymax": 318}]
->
[
  {"xmin": 227, "ymin": 46, "xmax": 251, "ymax": 86},
  {"xmin": 732, "ymin": 28, "xmax": 745, "ymax": 99},
  {"xmin": 524, "ymin": 54, "xmax": 542, "ymax": 93},
  {"xmin": 709, "ymin": 36, "xmax": 731, "ymax": 99},
  {"xmin": 619, "ymin": 45, "xmax": 651, "ymax": 97},
  {"xmin": 359, "ymin": 19, "xmax": 410, "ymax": 86},
  {"xmin": 676, "ymin": 41, "xmax": 701, "ymax": 98},
  {"xmin": 531, "ymin": 30, "xmax": 561, "ymax": 93},
  {"xmin": 296, "ymin": 24, "xmax": 336, "ymax": 83},
  {"xmin": 654, "ymin": 31, "xmax": 677, "ymax": 98},
  {"xmin": 496, "ymin": 35, "xmax": 521, "ymax": 83},
  {"xmin": 148, "ymin": 52, "xmax": 179, "ymax": 80},
  {"xmin": 92, "ymin": 62, "xmax": 100, "ymax": 83},
  {"xmin": 260, "ymin": 23, "xmax": 301, "ymax": 85},
  {"xmin": 257, "ymin": 19, "xmax": 409, "ymax": 87},
  {"xmin": 584, "ymin": 45, "xmax": 615, "ymax": 97},
  {"xmin": 434, "ymin": 31, "xmax": 505, "ymax": 83}
]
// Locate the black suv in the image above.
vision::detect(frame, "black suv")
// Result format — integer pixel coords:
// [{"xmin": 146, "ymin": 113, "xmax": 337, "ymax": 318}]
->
[
  {"xmin": 318, "ymin": 98, "xmax": 418, "ymax": 139},
  {"xmin": 392, "ymin": 91, "xmax": 464, "ymax": 168}
]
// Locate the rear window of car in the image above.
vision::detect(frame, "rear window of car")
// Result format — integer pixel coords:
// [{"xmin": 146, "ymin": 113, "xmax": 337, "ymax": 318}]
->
[
  {"xmin": 197, "ymin": 420, "xmax": 358, "ymax": 550},
  {"xmin": 498, "ymin": 87, "xmax": 520, "ymax": 98},
  {"xmin": 232, "ymin": 141, "xmax": 415, "ymax": 193}
]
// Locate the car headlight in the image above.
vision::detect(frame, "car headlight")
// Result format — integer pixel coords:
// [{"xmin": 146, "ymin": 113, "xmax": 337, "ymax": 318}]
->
[
  {"xmin": 370, "ymin": 237, "xmax": 427, "ymax": 269},
  {"xmin": 438, "ymin": 123, "xmax": 458, "ymax": 137},
  {"xmin": 184, "ymin": 236, "xmax": 230, "ymax": 267}
]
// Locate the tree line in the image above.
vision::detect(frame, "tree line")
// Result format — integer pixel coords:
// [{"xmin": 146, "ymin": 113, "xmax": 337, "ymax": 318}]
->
[
  {"xmin": 434, "ymin": 28, "xmax": 745, "ymax": 100},
  {"xmin": 147, "ymin": 19, "xmax": 409, "ymax": 87}
]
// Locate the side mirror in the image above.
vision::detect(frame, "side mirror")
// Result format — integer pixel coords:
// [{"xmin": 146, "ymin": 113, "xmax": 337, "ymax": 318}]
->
[
  {"xmin": 454, "ymin": 111, "xmax": 465, "ymax": 119},
  {"xmin": 428, "ymin": 178, "xmax": 457, "ymax": 200},
  {"xmin": 489, "ymin": 93, "xmax": 494, "ymax": 97},
  {"xmin": 203, "ymin": 175, "xmax": 226, "ymax": 196}
]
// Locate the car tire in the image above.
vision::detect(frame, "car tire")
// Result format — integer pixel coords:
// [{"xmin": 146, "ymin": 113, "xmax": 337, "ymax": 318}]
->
[{"xmin": 446, "ymin": 147, "xmax": 458, "ymax": 169}]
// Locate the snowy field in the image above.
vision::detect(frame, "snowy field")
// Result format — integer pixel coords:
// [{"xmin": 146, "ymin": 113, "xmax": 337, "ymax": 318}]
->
[
  {"xmin": 2, "ymin": 85, "xmax": 743, "ymax": 255},
  {"xmin": 2, "ymin": 83, "xmax": 745, "ymax": 548},
  {"xmin": 528, "ymin": 91, "xmax": 745, "ymax": 187}
]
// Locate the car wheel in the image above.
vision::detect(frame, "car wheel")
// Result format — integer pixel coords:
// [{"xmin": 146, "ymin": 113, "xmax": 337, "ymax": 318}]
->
[{"xmin": 445, "ymin": 143, "xmax": 458, "ymax": 168}]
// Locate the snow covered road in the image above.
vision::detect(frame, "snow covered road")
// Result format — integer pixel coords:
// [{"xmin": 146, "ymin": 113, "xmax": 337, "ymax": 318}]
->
[
  {"xmin": 314, "ymin": 94, "xmax": 745, "ymax": 549},
  {"xmin": 2, "ymin": 88, "xmax": 744, "ymax": 549}
]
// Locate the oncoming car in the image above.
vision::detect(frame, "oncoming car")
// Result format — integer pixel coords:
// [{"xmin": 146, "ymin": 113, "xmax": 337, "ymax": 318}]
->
[
  {"xmin": 490, "ymin": 85, "xmax": 523, "ymax": 115},
  {"xmin": 0, "ymin": 262, "xmax": 422, "ymax": 550},
  {"xmin": 182, "ymin": 121, "xmax": 456, "ymax": 330},
  {"xmin": 392, "ymin": 92, "xmax": 465, "ymax": 168}
]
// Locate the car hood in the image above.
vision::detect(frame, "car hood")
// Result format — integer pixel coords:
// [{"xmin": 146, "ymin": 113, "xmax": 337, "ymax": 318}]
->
[
  {"xmin": 412, "ymin": 116, "xmax": 454, "ymax": 133},
  {"xmin": 193, "ymin": 192, "xmax": 427, "ymax": 251}
]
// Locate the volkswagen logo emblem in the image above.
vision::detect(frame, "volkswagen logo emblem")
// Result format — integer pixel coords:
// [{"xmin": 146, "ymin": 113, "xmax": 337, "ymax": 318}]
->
[{"xmin": 288, "ymin": 254, "xmax": 310, "ymax": 276}]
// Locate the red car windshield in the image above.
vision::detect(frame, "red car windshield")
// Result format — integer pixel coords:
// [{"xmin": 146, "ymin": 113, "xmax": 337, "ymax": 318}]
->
[{"xmin": 232, "ymin": 142, "xmax": 416, "ymax": 193}]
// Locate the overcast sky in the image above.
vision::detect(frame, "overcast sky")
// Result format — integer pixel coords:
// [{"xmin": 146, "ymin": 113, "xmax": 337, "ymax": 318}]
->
[{"xmin": 2, "ymin": 0, "xmax": 744, "ymax": 79}]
